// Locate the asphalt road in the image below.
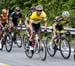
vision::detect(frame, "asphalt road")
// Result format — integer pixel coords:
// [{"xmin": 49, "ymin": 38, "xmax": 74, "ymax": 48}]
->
[{"xmin": 0, "ymin": 44, "xmax": 75, "ymax": 66}]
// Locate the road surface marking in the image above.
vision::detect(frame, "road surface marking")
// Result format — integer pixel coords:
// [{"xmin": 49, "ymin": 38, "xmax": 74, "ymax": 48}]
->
[{"xmin": 0, "ymin": 63, "xmax": 10, "ymax": 66}]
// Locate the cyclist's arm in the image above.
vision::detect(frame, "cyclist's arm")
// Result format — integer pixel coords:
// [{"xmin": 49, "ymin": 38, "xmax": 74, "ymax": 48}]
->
[
  {"xmin": 52, "ymin": 22, "xmax": 57, "ymax": 36},
  {"xmin": 29, "ymin": 20, "xmax": 33, "ymax": 33},
  {"xmin": 9, "ymin": 12, "xmax": 14, "ymax": 25},
  {"xmin": 0, "ymin": 20, "xmax": 3, "ymax": 28},
  {"xmin": 43, "ymin": 18, "xmax": 48, "ymax": 29},
  {"xmin": 64, "ymin": 18, "xmax": 71, "ymax": 28},
  {"xmin": 42, "ymin": 11, "xmax": 48, "ymax": 29},
  {"xmin": 9, "ymin": 17, "xmax": 14, "ymax": 27},
  {"xmin": 19, "ymin": 18, "xmax": 22, "ymax": 25},
  {"xmin": 25, "ymin": 16, "xmax": 29, "ymax": 27},
  {"xmin": 19, "ymin": 13, "xmax": 22, "ymax": 26}
]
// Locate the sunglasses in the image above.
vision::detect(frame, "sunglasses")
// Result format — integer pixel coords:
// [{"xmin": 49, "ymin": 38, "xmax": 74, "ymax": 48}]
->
[
  {"xmin": 31, "ymin": 8, "xmax": 35, "ymax": 10},
  {"xmin": 37, "ymin": 10, "xmax": 42, "ymax": 12},
  {"xmin": 16, "ymin": 10, "xmax": 20, "ymax": 12}
]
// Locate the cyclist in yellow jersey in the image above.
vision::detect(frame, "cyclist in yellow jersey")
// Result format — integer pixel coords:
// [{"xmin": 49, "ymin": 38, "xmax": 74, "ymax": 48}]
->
[{"xmin": 29, "ymin": 5, "xmax": 48, "ymax": 50}]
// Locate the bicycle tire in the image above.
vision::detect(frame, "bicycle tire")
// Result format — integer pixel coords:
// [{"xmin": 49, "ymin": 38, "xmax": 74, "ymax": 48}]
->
[
  {"xmin": 24, "ymin": 35, "xmax": 34, "ymax": 58},
  {"xmin": 59, "ymin": 38, "xmax": 71, "ymax": 59},
  {"xmin": 39, "ymin": 40, "xmax": 47, "ymax": 61},
  {"xmin": 16, "ymin": 32, "xmax": 22, "ymax": 48},
  {"xmin": 0, "ymin": 40, "xmax": 4, "ymax": 50},
  {"xmin": 46, "ymin": 36, "xmax": 57, "ymax": 57},
  {"xmin": 5, "ymin": 34, "xmax": 13, "ymax": 52}
]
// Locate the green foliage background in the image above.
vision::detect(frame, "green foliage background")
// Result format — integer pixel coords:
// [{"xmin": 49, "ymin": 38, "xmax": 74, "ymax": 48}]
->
[{"xmin": 0, "ymin": 0, "xmax": 75, "ymax": 27}]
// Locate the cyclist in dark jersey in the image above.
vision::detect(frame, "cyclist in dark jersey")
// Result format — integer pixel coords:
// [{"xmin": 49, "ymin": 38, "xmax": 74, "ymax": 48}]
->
[
  {"xmin": 9, "ymin": 7, "xmax": 22, "ymax": 44},
  {"xmin": 25, "ymin": 6, "xmax": 36, "ymax": 37},
  {"xmin": 52, "ymin": 11, "xmax": 70, "ymax": 49},
  {"xmin": 9, "ymin": 7, "xmax": 22, "ymax": 27},
  {"xmin": 25, "ymin": 6, "xmax": 36, "ymax": 28}
]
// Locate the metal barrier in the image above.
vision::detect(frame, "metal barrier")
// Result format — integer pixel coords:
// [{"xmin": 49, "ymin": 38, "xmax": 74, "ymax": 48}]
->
[{"xmin": 18, "ymin": 25, "xmax": 75, "ymax": 34}]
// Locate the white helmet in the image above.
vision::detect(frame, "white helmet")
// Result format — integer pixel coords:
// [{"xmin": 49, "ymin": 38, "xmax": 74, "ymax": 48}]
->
[
  {"xmin": 62, "ymin": 11, "xmax": 70, "ymax": 17},
  {"xmin": 36, "ymin": 5, "xmax": 43, "ymax": 10}
]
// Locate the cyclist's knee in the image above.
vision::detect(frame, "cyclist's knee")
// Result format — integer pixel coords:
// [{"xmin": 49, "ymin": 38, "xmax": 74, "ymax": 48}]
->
[{"xmin": 0, "ymin": 31, "xmax": 3, "ymax": 39}]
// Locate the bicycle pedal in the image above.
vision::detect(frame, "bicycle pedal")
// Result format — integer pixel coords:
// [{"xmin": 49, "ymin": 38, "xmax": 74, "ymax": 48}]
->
[{"xmin": 38, "ymin": 47, "xmax": 43, "ymax": 53}]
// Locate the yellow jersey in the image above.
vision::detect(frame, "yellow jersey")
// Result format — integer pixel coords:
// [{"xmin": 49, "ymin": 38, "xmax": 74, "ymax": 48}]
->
[{"xmin": 30, "ymin": 11, "xmax": 47, "ymax": 24}]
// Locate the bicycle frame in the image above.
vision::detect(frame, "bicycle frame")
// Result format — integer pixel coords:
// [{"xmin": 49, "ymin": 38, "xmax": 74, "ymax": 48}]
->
[{"xmin": 33, "ymin": 32, "xmax": 40, "ymax": 53}]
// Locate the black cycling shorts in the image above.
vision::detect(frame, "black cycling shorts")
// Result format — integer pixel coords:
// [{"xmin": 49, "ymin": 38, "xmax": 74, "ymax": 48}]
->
[
  {"xmin": 0, "ymin": 26, "xmax": 2, "ymax": 31},
  {"xmin": 32, "ymin": 23, "xmax": 41, "ymax": 33},
  {"xmin": 13, "ymin": 22, "xmax": 18, "ymax": 27},
  {"xmin": 2, "ymin": 22, "xmax": 7, "ymax": 27},
  {"xmin": 56, "ymin": 24, "xmax": 64, "ymax": 31}
]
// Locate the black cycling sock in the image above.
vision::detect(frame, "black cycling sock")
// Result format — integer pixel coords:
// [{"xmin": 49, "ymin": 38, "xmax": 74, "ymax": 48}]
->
[{"xmin": 9, "ymin": 32, "xmax": 11, "ymax": 34}]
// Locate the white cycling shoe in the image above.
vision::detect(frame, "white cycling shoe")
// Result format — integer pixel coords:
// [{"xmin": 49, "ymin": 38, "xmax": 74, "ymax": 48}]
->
[{"xmin": 29, "ymin": 46, "xmax": 34, "ymax": 51}]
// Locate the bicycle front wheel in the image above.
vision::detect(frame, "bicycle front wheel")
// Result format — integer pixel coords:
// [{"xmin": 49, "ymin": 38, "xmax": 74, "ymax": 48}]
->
[
  {"xmin": 46, "ymin": 36, "xmax": 57, "ymax": 57},
  {"xmin": 16, "ymin": 33, "xmax": 22, "ymax": 48},
  {"xmin": 24, "ymin": 35, "xmax": 34, "ymax": 58},
  {"xmin": 59, "ymin": 38, "xmax": 71, "ymax": 59},
  {"xmin": 39, "ymin": 40, "xmax": 47, "ymax": 61},
  {"xmin": 0, "ymin": 40, "xmax": 4, "ymax": 51},
  {"xmin": 5, "ymin": 34, "xmax": 13, "ymax": 52}
]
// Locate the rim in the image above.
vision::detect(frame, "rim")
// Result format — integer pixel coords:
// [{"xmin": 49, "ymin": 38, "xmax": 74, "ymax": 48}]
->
[{"xmin": 60, "ymin": 39, "xmax": 70, "ymax": 57}]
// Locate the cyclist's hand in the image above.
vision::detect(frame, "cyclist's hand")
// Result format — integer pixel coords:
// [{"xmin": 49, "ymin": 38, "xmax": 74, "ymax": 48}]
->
[
  {"xmin": 44, "ymin": 28, "xmax": 47, "ymax": 32},
  {"xmin": 2, "ymin": 27, "xmax": 5, "ymax": 31},
  {"xmin": 31, "ymin": 29, "xmax": 33, "ymax": 35},
  {"xmin": 20, "ymin": 25, "xmax": 22, "ymax": 30},
  {"xmin": 64, "ymin": 26, "xmax": 69, "ymax": 30}
]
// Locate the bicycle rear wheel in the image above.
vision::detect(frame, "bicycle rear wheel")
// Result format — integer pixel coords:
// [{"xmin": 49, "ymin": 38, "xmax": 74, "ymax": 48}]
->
[
  {"xmin": 46, "ymin": 36, "xmax": 57, "ymax": 57},
  {"xmin": 59, "ymin": 38, "xmax": 71, "ymax": 59}
]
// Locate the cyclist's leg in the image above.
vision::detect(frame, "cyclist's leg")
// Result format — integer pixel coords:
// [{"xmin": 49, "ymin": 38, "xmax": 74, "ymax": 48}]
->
[
  {"xmin": 7, "ymin": 21, "xmax": 14, "ymax": 32},
  {"xmin": 13, "ymin": 22, "xmax": 18, "ymax": 43},
  {"xmin": 0, "ymin": 26, "xmax": 3, "ymax": 40},
  {"xmin": 26, "ymin": 27, "xmax": 30, "ymax": 37},
  {"xmin": 32, "ymin": 23, "xmax": 43, "ymax": 49},
  {"xmin": 52, "ymin": 24, "xmax": 59, "ymax": 50},
  {"xmin": 34, "ymin": 23, "xmax": 42, "ymax": 46},
  {"xmin": 36, "ymin": 23, "xmax": 41, "ymax": 39},
  {"xmin": 0, "ymin": 23, "xmax": 7, "ymax": 45},
  {"xmin": 54, "ymin": 25, "xmax": 64, "ymax": 49},
  {"xmin": 52, "ymin": 23, "xmax": 57, "ymax": 42},
  {"xmin": 29, "ymin": 23, "xmax": 34, "ymax": 47}
]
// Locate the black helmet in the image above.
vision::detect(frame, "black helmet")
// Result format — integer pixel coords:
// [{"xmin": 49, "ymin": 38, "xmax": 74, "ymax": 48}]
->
[
  {"xmin": 30, "ymin": 6, "xmax": 36, "ymax": 10},
  {"xmin": 15, "ymin": 7, "xmax": 21, "ymax": 12}
]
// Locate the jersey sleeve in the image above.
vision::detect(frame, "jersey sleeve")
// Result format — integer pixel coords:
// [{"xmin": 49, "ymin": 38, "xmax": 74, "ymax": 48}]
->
[
  {"xmin": 26, "ymin": 11, "xmax": 31, "ymax": 17},
  {"xmin": 30, "ymin": 12, "xmax": 36, "ymax": 21},
  {"xmin": 53, "ymin": 16, "xmax": 62, "ymax": 23},
  {"xmin": 19, "ymin": 13, "xmax": 22, "ymax": 18},
  {"xmin": 42, "ymin": 11, "xmax": 47, "ymax": 21},
  {"xmin": 9, "ymin": 12, "xmax": 15, "ymax": 20}
]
